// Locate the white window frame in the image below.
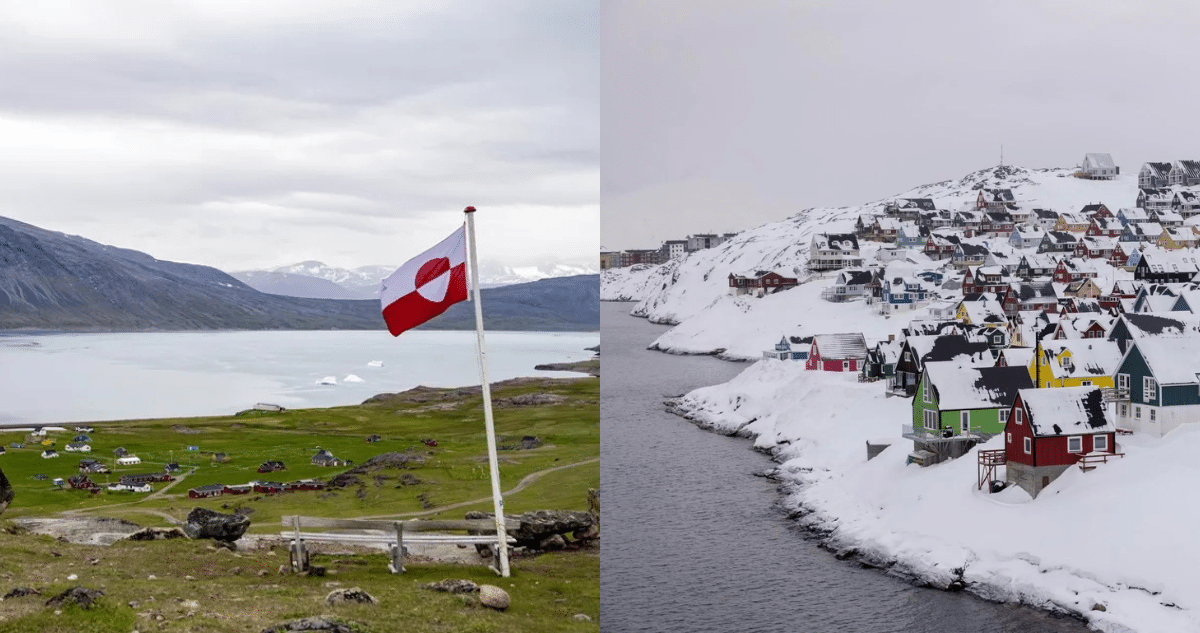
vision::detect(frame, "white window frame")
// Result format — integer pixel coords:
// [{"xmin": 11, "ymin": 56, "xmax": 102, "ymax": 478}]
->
[
  {"xmin": 1144, "ymin": 376, "xmax": 1157, "ymax": 402},
  {"xmin": 1119, "ymin": 403, "xmax": 1128, "ymax": 417},
  {"xmin": 1150, "ymin": 408, "xmax": 1156, "ymax": 421},
  {"xmin": 1094, "ymin": 434, "xmax": 1108, "ymax": 452},
  {"xmin": 1015, "ymin": 408, "xmax": 1023, "ymax": 425},
  {"xmin": 1023, "ymin": 437, "xmax": 1031, "ymax": 454},
  {"xmin": 1135, "ymin": 406, "xmax": 1141, "ymax": 419},
  {"xmin": 1067, "ymin": 436, "xmax": 1083, "ymax": 453},
  {"xmin": 923, "ymin": 409, "xmax": 937, "ymax": 431},
  {"xmin": 961, "ymin": 411, "xmax": 970, "ymax": 434},
  {"xmin": 922, "ymin": 379, "xmax": 930, "ymax": 404},
  {"xmin": 999, "ymin": 408, "xmax": 1007, "ymax": 424},
  {"xmin": 843, "ymin": 360, "xmax": 850, "ymax": 371},
  {"xmin": 1006, "ymin": 432, "xmax": 1012, "ymax": 444}
]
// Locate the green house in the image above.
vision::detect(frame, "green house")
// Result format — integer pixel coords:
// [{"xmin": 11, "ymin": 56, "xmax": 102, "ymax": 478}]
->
[{"xmin": 905, "ymin": 361, "xmax": 1034, "ymax": 466}]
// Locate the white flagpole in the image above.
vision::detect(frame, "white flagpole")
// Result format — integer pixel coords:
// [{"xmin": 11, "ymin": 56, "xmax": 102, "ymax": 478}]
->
[{"xmin": 463, "ymin": 206, "xmax": 510, "ymax": 577}]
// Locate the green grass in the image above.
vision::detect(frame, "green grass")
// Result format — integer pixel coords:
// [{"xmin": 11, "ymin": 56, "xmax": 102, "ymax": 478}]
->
[
  {"xmin": 0, "ymin": 531, "xmax": 599, "ymax": 633},
  {"xmin": 0, "ymin": 376, "xmax": 599, "ymax": 632}
]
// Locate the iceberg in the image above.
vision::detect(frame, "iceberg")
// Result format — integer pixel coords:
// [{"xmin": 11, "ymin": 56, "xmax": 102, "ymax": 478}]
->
[
  {"xmin": 343, "ymin": 374, "xmax": 364, "ymax": 383},
  {"xmin": 367, "ymin": 360, "xmax": 384, "ymax": 367},
  {"xmin": 317, "ymin": 376, "xmax": 337, "ymax": 385}
]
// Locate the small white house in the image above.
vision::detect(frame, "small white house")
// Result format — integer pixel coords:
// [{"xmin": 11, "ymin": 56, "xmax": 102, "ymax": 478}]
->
[
  {"xmin": 1081, "ymin": 153, "xmax": 1118, "ymax": 179},
  {"xmin": 116, "ymin": 455, "xmax": 142, "ymax": 466},
  {"xmin": 41, "ymin": 449, "xmax": 59, "ymax": 459},
  {"xmin": 64, "ymin": 442, "xmax": 91, "ymax": 453}
]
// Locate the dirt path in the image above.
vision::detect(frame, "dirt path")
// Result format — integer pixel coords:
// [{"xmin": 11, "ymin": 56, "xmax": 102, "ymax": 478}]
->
[
  {"xmin": 356, "ymin": 457, "xmax": 599, "ymax": 519},
  {"xmin": 58, "ymin": 468, "xmax": 197, "ymax": 521}
]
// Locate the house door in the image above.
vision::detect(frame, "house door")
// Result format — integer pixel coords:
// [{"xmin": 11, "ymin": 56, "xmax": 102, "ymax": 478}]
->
[{"xmin": 960, "ymin": 411, "xmax": 970, "ymax": 434}]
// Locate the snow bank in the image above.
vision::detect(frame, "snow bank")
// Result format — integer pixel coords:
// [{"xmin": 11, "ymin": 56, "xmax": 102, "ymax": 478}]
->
[
  {"xmin": 673, "ymin": 360, "xmax": 1200, "ymax": 633},
  {"xmin": 600, "ymin": 264, "xmax": 669, "ymax": 302}
]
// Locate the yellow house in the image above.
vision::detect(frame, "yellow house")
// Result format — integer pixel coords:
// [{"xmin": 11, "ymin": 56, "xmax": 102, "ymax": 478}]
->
[
  {"xmin": 1027, "ymin": 340, "xmax": 1121, "ymax": 389},
  {"xmin": 1053, "ymin": 213, "xmax": 1090, "ymax": 232},
  {"xmin": 1158, "ymin": 227, "xmax": 1199, "ymax": 250}
]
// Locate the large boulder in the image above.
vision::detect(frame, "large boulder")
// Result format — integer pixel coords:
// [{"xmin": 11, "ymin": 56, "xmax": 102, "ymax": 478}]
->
[
  {"xmin": 184, "ymin": 507, "xmax": 250, "ymax": 542},
  {"xmin": 478, "ymin": 585, "xmax": 510, "ymax": 610},
  {"xmin": 45, "ymin": 586, "xmax": 104, "ymax": 609},
  {"xmin": 126, "ymin": 527, "xmax": 188, "ymax": 541},
  {"xmin": 0, "ymin": 467, "xmax": 13, "ymax": 516},
  {"xmin": 465, "ymin": 510, "xmax": 595, "ymax": 549}
]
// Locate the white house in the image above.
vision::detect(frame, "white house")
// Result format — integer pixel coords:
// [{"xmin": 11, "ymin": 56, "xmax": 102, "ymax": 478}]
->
[
  {"xmin": 116, "ymin": 455, "xmax": 142, "ymax": 466},
  {"xmin": 808, "ymin": 233, "xmax": 863, "ymax": 272},
  {"xmin": 1081, "ymin": 153, "xmax": 1118, "ymax": 179}
]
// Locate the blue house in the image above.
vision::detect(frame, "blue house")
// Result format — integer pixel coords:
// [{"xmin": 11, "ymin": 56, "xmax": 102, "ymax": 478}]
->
[
  {"xmin": 762, "ymin": 335, "xmax": 811, "ymax": 361},
  {"xmin": 880, "ymin": 277, "xmax": 934, "ymax": 314},
  {"xmin": 1112, "ymin": 337, "xmax": 1200, "ymax": 437},
  {"xmin": 896, "ymin": 224, "xmax": 928, "ymax": 249}
]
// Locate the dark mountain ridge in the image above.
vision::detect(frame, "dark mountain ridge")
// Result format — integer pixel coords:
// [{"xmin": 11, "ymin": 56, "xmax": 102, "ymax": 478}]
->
[{"xmin": 0, "ymin": 215, "xmax": 597, "ymax": 332}]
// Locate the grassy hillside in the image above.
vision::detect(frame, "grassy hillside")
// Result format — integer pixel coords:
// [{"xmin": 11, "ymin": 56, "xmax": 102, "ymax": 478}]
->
[{"xmin": 0, "ymin": 375, "xmax": 599, "ymax": 632}]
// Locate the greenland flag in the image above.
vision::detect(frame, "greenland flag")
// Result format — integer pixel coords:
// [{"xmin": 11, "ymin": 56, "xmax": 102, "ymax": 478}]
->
[{"xmin": 380, "ymin": 225, "xmax": 469, "ymax": 336}]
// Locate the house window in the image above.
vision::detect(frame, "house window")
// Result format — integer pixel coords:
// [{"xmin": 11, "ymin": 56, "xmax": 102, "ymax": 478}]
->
[
  {"xmin": 924, "ymin": 409, "xmax": 937, "ymax": 431},
  {"xmin": 1135, "ymin": 406, "xmax": 1141, "ymax": 419},
  {"xmin": 1150, "ymin": 409, "xmax": 1156, "ymax": 422},
  {"xmin": 1144, "ymin": 376, "xmax": 1157, "ymax": 401},
  {"xmin": 961, "ymin": 411, "xmax": 970, "ymax": 434},
  {"xmin": 1023, "ymin": 437, "xmax": 1031, "ymax": 454},
  {"xmin": 1067, "ymin": 436, "xmax": 1082, "ymax": 453},
  {"xmin": 1081, "ymin": 380, "xmax": 1092, "ymax": 386},
  {"xmin": 922, "ymin": 380, "xmax": 930, "ymax": 404},
  {"xmin": 843, "ymin": 361, "xmax": 850, "ymax": 371},
  {"xmin": 1015, "ymin": 408, "xmax": 1023, "ymax": 425},
  {"xmin": 1094, "ymin": 434, "xmax": 1108, "ymax": 452},
  {"xmin": 1006, "ymin": 432, "xmax": 1012, "ymax": 444},
  {"xmin": 999, "ymin": 408, "xmax": 1007, "ymax": 424},
  {"xmin": 1119, "ymin": 403, "xmax": 1128, "ymax": 417}
]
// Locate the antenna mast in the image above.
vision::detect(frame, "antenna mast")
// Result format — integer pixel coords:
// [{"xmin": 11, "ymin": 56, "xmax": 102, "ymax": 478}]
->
[{"xmin": 1000, "ymin": 144, "xmax": 1004, "ymax": 167}]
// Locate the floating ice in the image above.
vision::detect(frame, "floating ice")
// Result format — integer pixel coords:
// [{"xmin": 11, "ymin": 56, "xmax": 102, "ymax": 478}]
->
[
  {"xmin": 367, "ymin": 360, "xmax": 384, "ymax": 367},
  {"xmin": 317, "ymin": 376, "xmax": 337, "ymax": 385},
  {"xmin": 343, "ymin": 374, "xmax": 364, "ymax": 383}
]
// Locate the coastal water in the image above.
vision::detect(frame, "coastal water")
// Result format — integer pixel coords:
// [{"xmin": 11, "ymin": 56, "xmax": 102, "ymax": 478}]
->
[
  {"xmin": 600, "ymin": 302, "xmax": 1086, "ymax": 632},
  {"xmin": 0, "ymin": 329, "xmax": 597, "ymax": 425}
]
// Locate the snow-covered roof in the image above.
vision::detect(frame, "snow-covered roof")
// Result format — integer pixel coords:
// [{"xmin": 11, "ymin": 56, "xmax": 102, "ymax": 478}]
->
[
  {"xmin": 1018, "ymin": 387, "xmax": 1112, "ymax": 437},
  {"xmin": 812, "ymin": 333, "xmax": 868, "ymax": 360},
  {"xmin": 1141, "ymin": 162, "xmax": 1172, "ymax": 178},
  {"xmin": 963, "ymin": 299, "xmax": 1008, "ymax": 325},
  {"xmin": 1119, "ymin": 207, "xmax": 1150, "ymax": 220},
  {"xmin": 1130, "ymin": 337, "xmax": 1200, "ymax": 384},
  {"xmin": 925, "ymin": 362, "xmax": 1033, "ymax": 411},
  {"xmin": 1045, "ymin": 231, "xmax": 1078, "ymax": 245},
  {"xmin": 813, "ymin": 233, "xmax": 860, "ymax": 251},
  {"xmin": 904, "ymin": 334, "xmax": 994, "ymax": 368},
  {"xmin": 1039, "ymin": 339, "xmax": 1123, "ymax": 379},
  {"xmin": 1083, "ymin": 153, "xmax": 1116, "ymax": 170},
  {"xmin": 998, "ymin": 347, "xmax": 1035, "ymax": 369}
]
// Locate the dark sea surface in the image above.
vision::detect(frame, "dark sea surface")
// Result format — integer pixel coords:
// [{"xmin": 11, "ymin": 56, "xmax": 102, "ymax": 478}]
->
[{"xmin": 600, "ymin": 302, "xmax": 1088, "ymax": 632}]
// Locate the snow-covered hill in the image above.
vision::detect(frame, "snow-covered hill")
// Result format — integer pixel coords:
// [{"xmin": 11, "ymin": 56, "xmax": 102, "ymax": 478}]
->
[
  {"xmin": 672, "ymin": 361, "xmax": 1200, "ymax": 633},
  {"xmin": 604, "ymin": 164, "xmax": 1141, "ymax": 355}
]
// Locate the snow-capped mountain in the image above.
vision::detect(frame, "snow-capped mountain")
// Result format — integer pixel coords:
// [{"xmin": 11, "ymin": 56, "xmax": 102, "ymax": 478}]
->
[
  {"xmin": 602, "ymin": 163, "xmax": 1142, "ymax": 356},
  {"xmin": 233, "ymin": 259, "xmax": 599, "ymax": 299}
]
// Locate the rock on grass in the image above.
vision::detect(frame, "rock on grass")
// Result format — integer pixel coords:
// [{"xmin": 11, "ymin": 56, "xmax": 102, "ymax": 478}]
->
[{"xmin": 45, "ymin": 586, "xmax": 104, "ymax": 609}]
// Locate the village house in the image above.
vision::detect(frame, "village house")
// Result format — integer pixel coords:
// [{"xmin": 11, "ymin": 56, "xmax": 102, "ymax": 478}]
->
[
  {"xmin": 1030, "ymin": 208, "xmax": 1060, "ymax": 230},
  {"xmin": 258, "ymin": 460, "xmax": 287, "ymax": 473},
  {"xmin": 952, "ymin": 242, "xmax": 989, "ymax": 268},
  {"xmin": 878, "ymin": 276, "xmax": 936, "ymax": 314},
  {"xmin": 805, "ymin": 333, "xmax": 868, "ymax": 372},
  {"xmin": 311, "ymin": 449, "xmax": 341, "ymax": 467},
  {"xmin": 958, "ymin": 297, "xmax": 1008, "ymax": 328},
  {"xmin": 1037, "ymin": 231, "xmax": 1078, "ymax": 254},
  {"xmin": 1158, "ymin": 227, "xmax": 1199, "ymax": 250},
  {"xmin": 862, "ymin": 338, "xmax": 902, "ymax": 382},
  {"xmin": 1150, "ymin": 208, "xmax": 1184, "ymax": 227},
  {"xmin": 1073, "ymin": 235, "xmax": 1116, "ymax": 261},
  {"xmin": 961, "ymin": 266, "xmax": 1009, "ymax": 295},
  {"xmin": 1137, "ymin": 188, "xmax": 1174, "ymax": 213},
  {"xmin": 821, "ymin": 269, "xmax": 874, "ymax": 302},
  {"xmin": 1107, "ymin": 312, "xmax": 1200, "ymax": 353},
  {"xmin": 1054, "ymin": 213, "xmax": 1091, "ymax": 233},
  {"xmin": 1139, "ymin": 162, "xmax": 1173, "ymax": 188},
  {"xmin": 1004, "ymin": 386, "xmax": 1117, "ymax": 498},
  {"xmin": 980, "ymin": 210, "xmax": 1015, "ymax": 236},
  {"xmin": 906, "ymin": 363, "xmax": 1033, "ymax": 466},
  {"xmin": 1015, "ymin": 254, "xmax": 1057, "ymax": 279},
  {"xmin": 1080, "ymin": 153, "xmax": 1118, "ymax": 179},
  {"xmin": 1167, "ymin": 160, "xmax": 1200, "ymax": 187},
  {"xmin": 1086, "ymin": 216, "xmax": 1122, "ymax": 238},
  {"xmin": 189, "ymin": 484, "xmax": 225, "ymax": 499},
  {"xmin": 1113, "ymin": 337, "xmax": 1200, "ymax": 437},
  {"xmin": 1120, "ymin": 221, "xmax": 1165, "ymax": 245},
  {"xmin": 896, "ymin": 223, "xmax": 928, "ymax": 249},
  {"xmin": 809, "ymin": 234, "xmax": 863, "ymax": 271},
  {"xmin": 762, "ymin": 335, "xmax": 812, "ymax": 361},
  {"xmin": 923, "ymin": 233, "xmax": 958, "ymax": 260},
  {"xmin": 953, "ymin": 210, "xmax": 983, "ymax": 233},
  {"xmin": 1117, "ymin": 207, "xmax": 1150, "ymax": 226},
  {"xmin": 1062, "ymin": 278, "xmax": 1106, "ymax": 301},
  {"xmin": 976, "ymin": 188, "xmax": 1016, "ymax": 212},
  {"xmin": 1009, "ymin": 226, "xmax": 1043, "ymax": 249},
  {"xmin": 1172, "ymin": 190, "xmax": 1200, "ymax": 217},
  {"xmin": 1052, "ymin": 259, "xmax": 1097, "ymax": 284},
  {"xmin": 728, "ymin": 271, "xmax": 800, "ymax": 297},
  {"xmin": 884, "ymin": 198, "xmax": 937, "ymax": 220},
  {"xmin": 1134, "ymin": 248, "xmax": 1200, "ymax": 283},
  {"xmin": 1028, "ymin": 339, "xmax": 1122, "ymax": 388}
]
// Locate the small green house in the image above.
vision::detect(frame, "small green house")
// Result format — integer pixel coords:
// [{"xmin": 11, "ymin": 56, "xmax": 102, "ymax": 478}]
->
[{"xmin": 906, "ymin": 361, "xmax": 1034, "ymax": 466}]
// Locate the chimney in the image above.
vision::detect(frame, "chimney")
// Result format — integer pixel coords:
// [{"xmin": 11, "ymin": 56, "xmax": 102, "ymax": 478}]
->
[{"xmin": 888, "ymin": 334, "xmax": 895, "ymax": 343}]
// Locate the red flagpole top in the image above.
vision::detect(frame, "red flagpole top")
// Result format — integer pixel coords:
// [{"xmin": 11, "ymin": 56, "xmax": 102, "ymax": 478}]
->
[{"xmin": 464, "ymin": 206, "xmax": 477, "ymax": 213}]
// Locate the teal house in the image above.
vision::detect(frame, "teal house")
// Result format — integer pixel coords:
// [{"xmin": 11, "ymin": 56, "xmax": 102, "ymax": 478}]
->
[{"xmin": 1112, "ymin": 337, "xmax": 1200, "ymax": 437}]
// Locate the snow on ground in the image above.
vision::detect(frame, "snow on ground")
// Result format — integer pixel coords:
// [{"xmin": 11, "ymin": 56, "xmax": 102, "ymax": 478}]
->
[
  {"xmin": 673, "ymin": 361, "xmax": 1200, "ymax": 633},
  {"xmin": 600, "ymin": 263, "xmax": 670, "ymax": 301}
]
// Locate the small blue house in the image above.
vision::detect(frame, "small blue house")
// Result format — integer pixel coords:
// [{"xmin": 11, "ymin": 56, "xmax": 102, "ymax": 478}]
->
[{"xmin": 762, "ymin": 335, "xmax": 811, "ymax": 361}]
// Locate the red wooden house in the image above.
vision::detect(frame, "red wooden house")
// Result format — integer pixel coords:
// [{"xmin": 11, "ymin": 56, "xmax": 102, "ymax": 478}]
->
[
  {"xmin": 805, "ymin": 333, "xmax": 868, "ymax": 372},
  {"xmin": 1085, "ymin": 216, "xmax": 1122, "ymax": 237},
  {"xmin": 188, "ymin": 484, "xmax": 225, "ymax": 499},
  {"xmin": 1004, "ymin": 386, "xmax": 1117, "ymax": 498}
]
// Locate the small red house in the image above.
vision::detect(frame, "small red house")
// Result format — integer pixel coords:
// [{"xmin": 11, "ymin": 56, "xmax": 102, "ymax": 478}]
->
[
  {"xmin": 188, "ymin": 484, "xmax": 225, "ymax": 499},
  {"xmin": 805, "ymin": 333, "xmax": 868, "ymax": 372},
  {"xmin": 1004, "ymin": 386, "xmax": 1117, "ymax": 498}
]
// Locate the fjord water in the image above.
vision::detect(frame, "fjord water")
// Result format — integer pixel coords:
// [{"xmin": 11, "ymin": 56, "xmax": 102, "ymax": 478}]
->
[
  {"xmin": 600, "ymin": 302, "xmax": 1086, "ymax": 632},
  {"xmin": 0, "ymin": 329, "xmax": 597, "ymax": 425}
]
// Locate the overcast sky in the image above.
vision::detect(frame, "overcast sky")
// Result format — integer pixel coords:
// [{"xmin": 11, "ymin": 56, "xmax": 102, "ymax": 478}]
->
[
  {"xmin": 602, "ymin": 0, "xmax": 1200, "ymax": 251},
  {"xmin": 0, "ymin": 0, "xmax": 597, "ymax": 272}
]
